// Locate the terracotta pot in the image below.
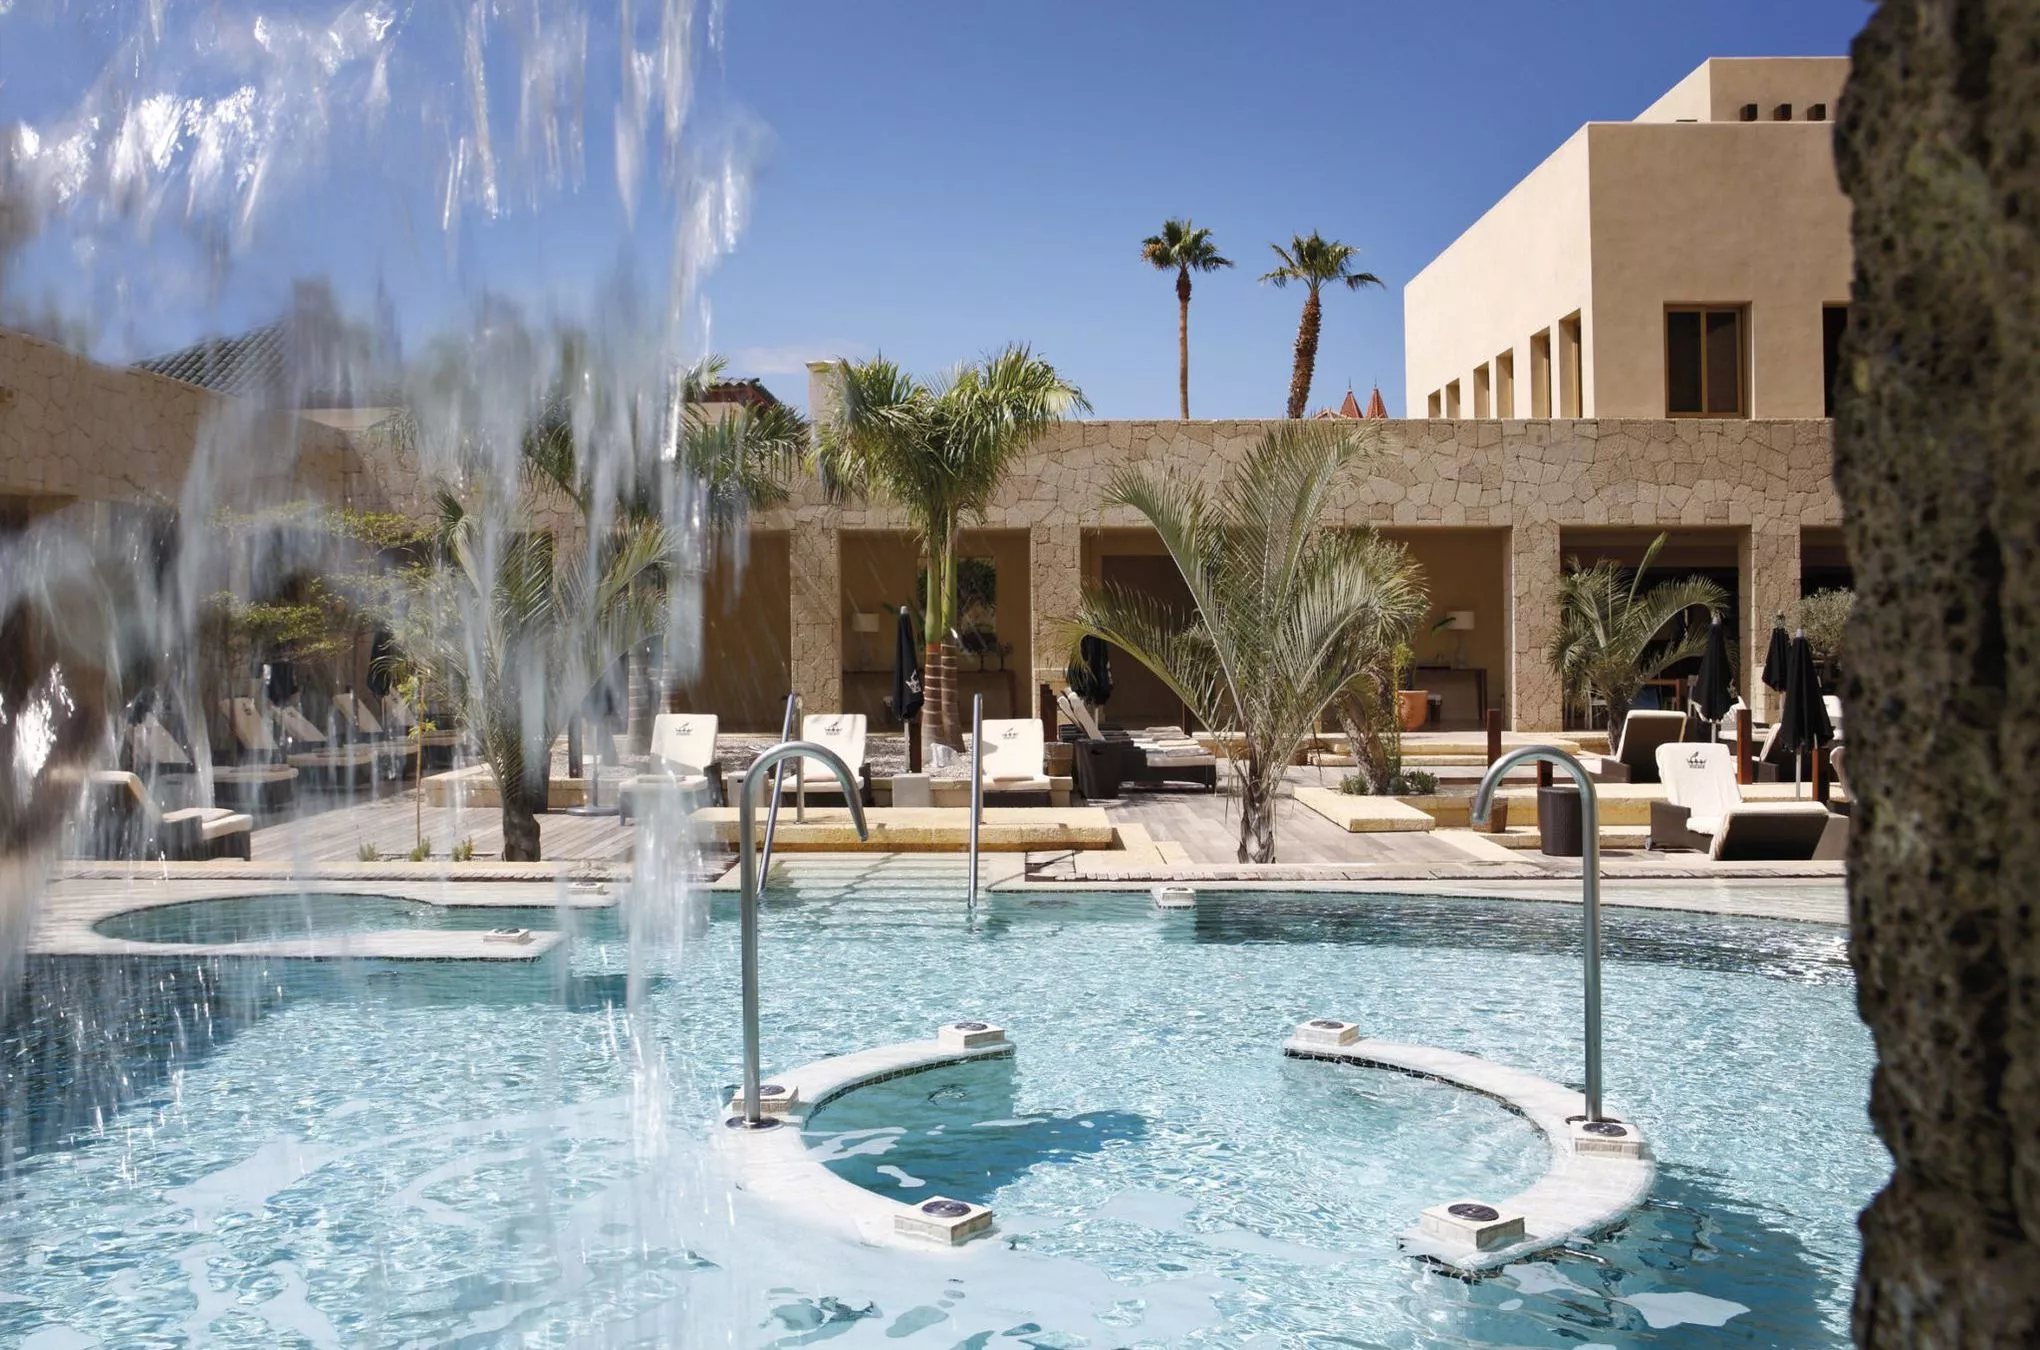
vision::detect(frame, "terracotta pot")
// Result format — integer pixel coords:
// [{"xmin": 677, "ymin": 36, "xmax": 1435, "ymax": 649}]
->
[{"xmin": 1398, "ymin": 689, "xmax": 1430, "ymax": 732}]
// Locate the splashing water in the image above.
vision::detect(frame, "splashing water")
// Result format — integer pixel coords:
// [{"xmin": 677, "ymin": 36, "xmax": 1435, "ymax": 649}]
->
[{"xmin": 0, "ymin": 2, "xmax": 756, "ymax": 1337}]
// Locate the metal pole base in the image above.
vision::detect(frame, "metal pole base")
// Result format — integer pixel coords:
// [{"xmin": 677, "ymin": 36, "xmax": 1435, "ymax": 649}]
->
[{"xmin": 724, "ymin": 1115, "xmax": 782, "ymax": 1131}]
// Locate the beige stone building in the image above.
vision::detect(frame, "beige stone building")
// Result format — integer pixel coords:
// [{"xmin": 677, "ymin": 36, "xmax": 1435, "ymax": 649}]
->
[
  {"xmin": 3, "ymin": 57, "xmax": 1855, "ymax": 742},
  {"xmin": 1405, "ymin": 57, "xmax": 1852, "ymax": 423}
]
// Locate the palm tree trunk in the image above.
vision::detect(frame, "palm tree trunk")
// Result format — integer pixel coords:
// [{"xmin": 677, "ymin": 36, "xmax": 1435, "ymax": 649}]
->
[
  {"xmin": 1176, "ymin": 269, "xmax": 1193, "ymax": 420},
  {"xmin": 1285, "ymin": 288, "xmax": 1322, "ymax": 419},
  {"xmin": 500, "ymin": 754, "xmax": 545, "ymax": 862},
  {"xmin": 1236, "ymin": 750, "xmax": 1278, "ymax": 863}
]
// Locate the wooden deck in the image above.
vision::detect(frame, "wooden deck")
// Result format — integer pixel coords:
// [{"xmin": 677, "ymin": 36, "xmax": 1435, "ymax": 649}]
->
[{"xmin": 250, "ymin": 788, "xmax": 635, "ymax": 864}]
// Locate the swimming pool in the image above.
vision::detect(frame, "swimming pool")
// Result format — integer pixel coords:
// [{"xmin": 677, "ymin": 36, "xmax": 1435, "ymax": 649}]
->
[{"xmin": 0, "ymin": 884, "xmax": 1882, "ymax": 1347}]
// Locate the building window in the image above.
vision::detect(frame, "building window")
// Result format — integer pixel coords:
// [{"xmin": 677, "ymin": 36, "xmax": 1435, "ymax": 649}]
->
[
  {"xmin": 1445, "ymin": 380, "xmax": 1461, "ymax": 418},
  {"xmin": 1530, "ymin": 329, "xmax": 1552, "ymax": 417},
  {"xmin": 1495, "ymin": 349, "xmax": 1515, "ymax": 418},
  {"xmin": 1428, "ymin": 389, "xmax": 1442, "ymax": 418},
  {"xmin": 1823, "ymin": 304, "xmax": 1848, "ymax": 417},
  {"xmin": 1473, "ymin": 363, "xmax": 1491, "ymax": 418},
  {"xmin": 1558, "ymin": 312, "xmax": 1583, "ymax": 417},
  {"xmin": 1664, "ymin": 306, "xmax": 1746, "ymax": 417}
]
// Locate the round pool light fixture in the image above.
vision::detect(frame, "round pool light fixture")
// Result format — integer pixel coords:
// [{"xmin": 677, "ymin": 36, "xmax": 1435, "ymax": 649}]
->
[
  {"xmin": 920, "ymin": 1199, "xmax": 973, "ymax": 1218},
  {"xmin": 1447, "ymin": 1203, "xmax": 1501, "ymax": 1223},
  {"xmin": 1581, "ymin": 1121, "xmax": 1629, "ymax": 1137}
]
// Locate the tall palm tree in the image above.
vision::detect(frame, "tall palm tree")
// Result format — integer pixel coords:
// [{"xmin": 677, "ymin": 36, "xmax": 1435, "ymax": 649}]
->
[
  {"xmin": 1545, "ymin": 532, "xmax": 1728, "ymax": 730},
  {"xmin": 1261, "ymin": 232, "xmax": 1383, "ymax": 419},
  {"xmin": 1068, "ymin": 422, "xmax": 1427, "ymax": 863},
  {"xmin": 1141, "ymin": 219, "xmax": 1233, "ymax": 419},
  {"xmin": 817, "ymin": 346, "xmax": 1088, "ymax": 748}
]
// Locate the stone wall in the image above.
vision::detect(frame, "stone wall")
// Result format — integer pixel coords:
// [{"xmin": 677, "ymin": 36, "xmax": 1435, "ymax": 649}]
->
[
  {"xmin": 754, "ymin": 416, "xmax": 1840, "ymax": 729},
  {"xmin": 0, "ymin": 327, "xmax": 424, "ymax": 517}
]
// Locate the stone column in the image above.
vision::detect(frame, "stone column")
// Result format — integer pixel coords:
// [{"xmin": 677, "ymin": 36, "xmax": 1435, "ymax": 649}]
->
[
  {"xmin": 1028, "ymin": 522, "xmax": 1083, "ymax": 693},
  {"xmin": 1742, "ymin": 521, "xmax": 1800, "ymax": 721},
  {"xmin": 787, "ymin": 524, "xmax": 841, "ymax": 713},
  {"xmin": 1507, "ymin": 522, "xmax": 1563, "ymax": 730}
]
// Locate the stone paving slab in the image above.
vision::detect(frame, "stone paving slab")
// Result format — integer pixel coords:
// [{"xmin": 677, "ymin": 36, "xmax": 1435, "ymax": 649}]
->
[
  {"xmin": 688, "ymin": 806, "xmax": 1115, "ymax": 852},
  {"xmin": 1294, "ymin": 787, "xmax": 1436, "ymax": 833}
]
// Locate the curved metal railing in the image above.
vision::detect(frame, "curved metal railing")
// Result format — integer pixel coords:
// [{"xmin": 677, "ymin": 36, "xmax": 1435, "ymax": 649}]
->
[{"xmin": 1471, "ymin": 745, "xmax": 1607, "ymax": 1122}]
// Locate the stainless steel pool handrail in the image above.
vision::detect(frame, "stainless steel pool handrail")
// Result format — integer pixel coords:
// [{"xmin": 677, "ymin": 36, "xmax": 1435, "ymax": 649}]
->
[
  {"xmin": 967, "ymin": 693, "xmax": 983, "ymax": 904},
  {"xmin": 735, "ymin": 740, "xmax": 869, "ymax": 1128},
  {"xmin": 756, "ymin": 692, "xmax": 800, "ymax": 885},
  {"xmin": 1470, "ymin": 746, "xmax": 1606, "ymax": 1122}
]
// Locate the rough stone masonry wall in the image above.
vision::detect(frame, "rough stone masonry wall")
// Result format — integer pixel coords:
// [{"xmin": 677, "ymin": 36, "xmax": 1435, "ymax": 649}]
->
[
  {"xmin": 758, "ymin": 416, "xmax": 1838, "ymax": 729},
  {"xmin": 0, "ymin": 327, "xmax": 418, "ymax": 515},
  {"xmin": 1833, "ymin": 2, "xmax": 2040, "ymax": 1345}
]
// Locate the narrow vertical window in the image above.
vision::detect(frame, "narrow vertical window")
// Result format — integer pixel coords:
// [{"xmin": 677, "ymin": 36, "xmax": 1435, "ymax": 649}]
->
[
  {"xmin": 1445, "ymin": 380, "xmax": 1461, "ymax": 418},
  {"xmin": 1495, "ymin": 349, "xmax": 1515, "ymax": 418},
  {"xmin": 1473, "ymin": 363, "xmax": 1491, "ymax": 418},
  {"xmin": 1823, "ymin": 305, "xmax": 1848, "ymax": 417},
  {"xmin": 1530, "ymin": 330, "xmax": 1552, "ymax": 417},
  {"xmin": 1428, "ymin": 390, "xmax": 1442, "ymax": 418}
]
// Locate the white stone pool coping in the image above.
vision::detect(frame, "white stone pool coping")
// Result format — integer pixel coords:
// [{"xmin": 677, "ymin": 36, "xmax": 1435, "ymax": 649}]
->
[
  {"xmin": 1282, "ymin": 1033, "xmax": 1656, "ymax": 1275},
  {"xmin": 25, "ymin": 878, "xmax": 612, "ymax": 961},
  {"xmin": 714, "ymin": 1031, "xmax": 1017, "ymax": 1249}
]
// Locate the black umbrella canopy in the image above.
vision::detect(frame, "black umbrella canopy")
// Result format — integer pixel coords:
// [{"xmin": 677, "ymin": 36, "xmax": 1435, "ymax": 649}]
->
[
  {"xmin": 1691, "ymin": 616, "xmax": 1735, "ymax": 723},
  {"xmin": 1775, "ymin": 631, "xmax": 1835, "ymax": 758},
  {"xmin": 1761, "ymin": 616, "xmax": 1793, "ymax": 693},
  {"xmin": 891, "ymin": 606, "xmax": 923, "ymax": 725},
  {"xmin": 1067, "ymin": 634, "xmax": 1113, "ymax": 706}
]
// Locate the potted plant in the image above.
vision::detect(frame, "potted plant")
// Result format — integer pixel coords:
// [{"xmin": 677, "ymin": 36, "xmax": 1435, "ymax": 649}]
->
[{"xmin": 1395, "ymin": 643, "xmax": 1429, "ymax": 732}]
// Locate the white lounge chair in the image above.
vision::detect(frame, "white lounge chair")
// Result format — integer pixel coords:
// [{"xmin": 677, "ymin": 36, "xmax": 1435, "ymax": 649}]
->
[
  {"xmin": 380, "ymin": 693, "xmax": 463, "ymax": 769},
  {"xmin": 771, "ymin": 713, "xmax": 872, "ymax": 805},
  {"xmin": 84, "ymin": 769, "xmax": 253, "ymax": 861},
  {"xmin": 1591, "ymin": 709, "xmax": 1688, "ymax": 783},
  {"xmin": 273, "ymin": 704, "xmax": 391, "ymax": 788},
  {"xmin": 618, "ymin": 713, "xmax": 725, "ymax": 822},
  {"xmin": 1649, "ymin": 742, "xmax": 1838, "ymax": 861},
  {"xmin": 331, "ymin": 691, "xmax": 384, "ymax": 739},
  {"xmin": 976, "ymin": 718, "xmax": 1053, "ymax": 804}
]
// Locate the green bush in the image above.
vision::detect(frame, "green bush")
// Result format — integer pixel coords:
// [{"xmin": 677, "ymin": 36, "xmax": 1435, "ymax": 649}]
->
[
  {"xmin": 1341, "ymin": 768, "xmax": 1439, "ymax": 796},
  {"xmin": 407, "ymin": 839, "xmax": 431, "ymax": 862},
  {"xmin": 356, "ymin": 842, "xmax": 379, "ymax": 862},
  {"xmin": 453, "ymin": 837, "xmax": 476, "ymax": 862}
]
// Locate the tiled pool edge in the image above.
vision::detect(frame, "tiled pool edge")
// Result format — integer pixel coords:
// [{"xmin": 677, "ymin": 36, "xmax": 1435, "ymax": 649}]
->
[
  {"xmin": 715, "ymin": 1032, "xmax": 1018, "ymax": 1249},
  {"xmin": 1282, "ymin": 1034, "xmax": 1656, "ymax": 1276}
]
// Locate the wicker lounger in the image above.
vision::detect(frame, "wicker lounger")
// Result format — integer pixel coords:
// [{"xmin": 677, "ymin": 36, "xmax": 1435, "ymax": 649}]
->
[
  {"xmin": 1650, "ymin": 743, "xmax": 1838, "ymax": 861},
  {"xmin": 85, "ymin": 770, "xmax": 252, "ymax": 861}
]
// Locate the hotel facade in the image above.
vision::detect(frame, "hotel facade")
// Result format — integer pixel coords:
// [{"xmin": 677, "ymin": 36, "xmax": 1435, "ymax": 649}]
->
[{"xmin": 0, "ymin": 58, "xmax": 1849, "ymax": 735}]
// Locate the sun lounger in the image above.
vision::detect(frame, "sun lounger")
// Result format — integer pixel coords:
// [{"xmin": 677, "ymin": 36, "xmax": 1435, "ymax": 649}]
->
[
  {"xmin": 1590, "ymin": 710, "xmax": 1688, "ymax": 783},
  {"xmin": 618, "ymin": 713, "xmax": 726, "ymax": 822},
  {"xmin": 84, "ymin": 769, "xmax": 252, "ymax": 860},
  {"xmin": 331, "ymin": 691, "xmax": 384, "ymax": 739},
  {"xmin": 770, "ymin": 713, "xmax": 873, "ymax": 806},
  {"xmin": 1649, "ymin": 743, "xmax": 1837, "ymax": 861},
  {"xmin": 380, "ymin": 694, "xmax": 463, "ymax": 770},
  {"xmin": 1060, "ymin": 696, "xmax": 1218, "ymax": 798},
  {"xmin": 214, "ymin": 697, "xmax": 299, "ymax": 810},
  {"xmin": 976, "ymin": 717, "xmax": 1053, "ymax": 806}
]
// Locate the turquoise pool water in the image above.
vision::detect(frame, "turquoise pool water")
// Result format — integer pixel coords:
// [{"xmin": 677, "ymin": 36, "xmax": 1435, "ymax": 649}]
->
[
  {"xmin": 0, "ymin": 884, "xmax": 1882, "ymax": 1347},
  {"xmin": 93, "ymin": 893, "xmax": 568, "ymax": 945}
]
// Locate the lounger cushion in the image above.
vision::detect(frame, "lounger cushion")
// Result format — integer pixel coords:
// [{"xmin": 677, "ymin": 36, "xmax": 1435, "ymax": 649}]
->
[
  {"xmin": 1709, "ymin": 803, "xmax": 1835, "ymax": 861},
  {"xmin": 978, "ymin": 719, "xmax": 1046, "ymax": 786}
]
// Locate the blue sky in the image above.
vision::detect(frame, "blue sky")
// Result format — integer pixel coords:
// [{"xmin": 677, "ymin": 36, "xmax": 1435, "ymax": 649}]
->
[
  {"xmin": 703, "ymin": 0, "xmax": 1872, "ymax": 417},
  {"xmin": 1, "ymin": 1, "xmax": 1871, "ymax": 416}
]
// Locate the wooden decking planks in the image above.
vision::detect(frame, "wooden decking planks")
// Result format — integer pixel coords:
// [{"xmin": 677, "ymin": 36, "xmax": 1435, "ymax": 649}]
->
[{"xmin": 250, "ymin": 789, "xmax": 634, "ymax": 864}]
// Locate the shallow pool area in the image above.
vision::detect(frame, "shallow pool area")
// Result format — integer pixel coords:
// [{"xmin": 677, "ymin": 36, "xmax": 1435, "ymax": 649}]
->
[{"xmin": 0, "ymin": 883, "xmax": 1883, "ymax": 1347}]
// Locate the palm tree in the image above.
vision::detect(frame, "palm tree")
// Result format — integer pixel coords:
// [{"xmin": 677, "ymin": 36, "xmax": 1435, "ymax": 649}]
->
[
  {"xmin": 1261, "ymin": 232, "xmax": 1383, "ymax": 419},
  {"xmin": 401, "ymin": 493, "xmax": 672, "ymax": 861},
  {"xmin": 1068, "ymin": 422, "xmax": 1427, "ymax": 863},
  {"xmin": 817, "ymin": 346, "xmax": 1087, "ymax": 749},
  {"xmin": 1545, "ymin": 532, "xmax": 1728, "ymax": 730},
  {"xmin": 1141, "ymin": 219, "xmax": 1233, "ymax": 419}
]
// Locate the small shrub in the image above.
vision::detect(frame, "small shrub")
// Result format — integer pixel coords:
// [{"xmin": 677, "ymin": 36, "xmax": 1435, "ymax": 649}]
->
[
  {"xmin": 407, "ymin": 839, "xmax": 431, "ymax": 862},
  {"xmin": 1340, "ymin": 768, "xmax": 1439, "ymax": 796},
  {"xmin": 1393, "ymin": 768, "xmax": 1439, "ymax": 796},
  {"xmin": 356, "ymin": 842, "xmax": 379, "ymax": 862},
  {"xmin": 452, "ymin": 837, "xmax": 476, "ymax": 862}
]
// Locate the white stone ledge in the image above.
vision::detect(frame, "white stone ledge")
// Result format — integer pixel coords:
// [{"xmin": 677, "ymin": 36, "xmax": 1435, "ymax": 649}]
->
[
  {"xmin": 1282, "ymin": 1034, "xmax": 1655, "ymax": 1274},
  {"xmin": 715, "ymin": 1031, "xmax": 1017, "ymax": 1248}
]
